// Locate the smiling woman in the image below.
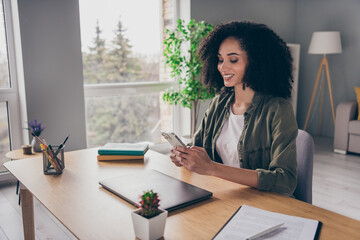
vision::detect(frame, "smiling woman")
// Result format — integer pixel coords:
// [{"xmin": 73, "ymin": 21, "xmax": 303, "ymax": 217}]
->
[{"xmin": 170, "ymin": 21, "xmax": 298, "ymax": 196}]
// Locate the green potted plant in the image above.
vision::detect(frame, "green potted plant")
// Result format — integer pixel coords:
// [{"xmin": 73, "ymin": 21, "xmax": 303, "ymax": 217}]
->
[
  {"xmin": 163, "ymin": 19, "xmax": 215, "ymax": 137},
  {"xmin": 131, "ymin": 190, "xmax": 167, "ymax": 240}
]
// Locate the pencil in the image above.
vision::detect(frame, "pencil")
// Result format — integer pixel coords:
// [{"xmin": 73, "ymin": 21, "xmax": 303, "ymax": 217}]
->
[{"xmin": 40, "ymin": 144, "xmax": 60, "ymax": 172}]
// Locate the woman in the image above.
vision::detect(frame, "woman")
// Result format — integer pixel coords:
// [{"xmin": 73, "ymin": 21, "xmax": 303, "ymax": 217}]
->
[{"xmin": 170, "ymin": 21, "xmax": 298, "ymax": 196}]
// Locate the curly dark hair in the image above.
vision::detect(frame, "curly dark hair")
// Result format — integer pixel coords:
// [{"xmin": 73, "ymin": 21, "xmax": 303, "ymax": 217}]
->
[{"xmin": 197, "ymin": 21, "xmax": 293, "ymax": 99}]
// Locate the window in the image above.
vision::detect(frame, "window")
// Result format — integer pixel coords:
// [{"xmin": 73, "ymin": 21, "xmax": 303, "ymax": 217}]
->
[
  {"xmin": 0, "ymin": 1, "xmax": 11, "ymax": 173},
  {"xmin": 0, "ymin": 0, "xmax": 23, "ymax": 177},
  {"xmin": 79, "ymin": 0, "xmax": 175, "ymax": 147}
]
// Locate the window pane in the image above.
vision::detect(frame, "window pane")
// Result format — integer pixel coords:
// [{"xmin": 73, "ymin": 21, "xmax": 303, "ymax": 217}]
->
[
  {"xmin": 0, "ymin": 1, "xmax": 10, "ymax": 88},
  {"xmin": 0, "ymin": 102, "xmax": 10, "ymax": 173},
  {"xmin": 79, "ymin": 0, "xmax": 160, "ymax": 84},
  {"xmin": 85, "ymin": 93, "xmax": 172, "ymax": 147}
]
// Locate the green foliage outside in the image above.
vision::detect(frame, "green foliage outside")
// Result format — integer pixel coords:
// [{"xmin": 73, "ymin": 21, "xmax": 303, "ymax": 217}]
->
[
  {"xmin": 83, "ymin": 19, "xmax": 160, "ymax": 147},
  {"xmin": 163, "ymin": 19, "xmax": 215, "ymax": 135},
  {"xmin": 83, "ymin": 20, "xmax": 149, "ymax": 84}
]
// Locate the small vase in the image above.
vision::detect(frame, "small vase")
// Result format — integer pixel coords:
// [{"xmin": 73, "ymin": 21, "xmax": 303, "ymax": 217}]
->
[
  {"xmin": 131, "ymin": 208, "xmax": 168, "ymax": 240},
  {"xmin": 31, "ymin": 137, "xmax": 42, "ymax": 152}
]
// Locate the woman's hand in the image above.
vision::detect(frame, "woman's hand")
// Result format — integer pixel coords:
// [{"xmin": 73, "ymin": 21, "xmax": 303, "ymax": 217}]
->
[
  {"xmin": 171, "ymin": 146, "xmax": 259, "ymax": 188},
  {"xmin": 170, "ymin": 146, "xmax": 215, "ymax": 175},
  {"xmin": 170, "ymin": 147, "xmax": 183, "ymax": 167}
]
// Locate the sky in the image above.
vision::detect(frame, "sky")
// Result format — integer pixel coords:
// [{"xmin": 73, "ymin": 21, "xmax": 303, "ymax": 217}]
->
[{"xmin": 79, "ymin": 0, "xmax": 161, "ymax": 56}]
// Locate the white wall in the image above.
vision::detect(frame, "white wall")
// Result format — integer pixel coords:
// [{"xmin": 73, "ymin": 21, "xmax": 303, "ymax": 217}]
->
[{"xmin": 18, "ymin": 0, "xmax": 87, "ymax": 150}]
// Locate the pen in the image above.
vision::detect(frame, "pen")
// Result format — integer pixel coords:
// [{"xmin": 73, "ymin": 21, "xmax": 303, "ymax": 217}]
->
[
  {"xmin": 47, "ymin": 145, "xmax": 61, "ymax": 172},
  {"xmin": 59, "ymin": 135, "xmax": 69, "ymax": 149},
  {"xmin": 41, "ymin": 137, "xmax": 54, "ymax": 169},
  {"xmin": 246, "ymin": 223, "xmax": 284, "ymax": 240},
  {"xmin": 55, "ymin": 135, "xmax": 69, "ymax": 155},
  {"xmin": 40, "ymin": 144, "xmax": 60, "ymax": 172},
  {"xmin": 49, "ymin": 144, "xmax": 63, "ymax": 170}
]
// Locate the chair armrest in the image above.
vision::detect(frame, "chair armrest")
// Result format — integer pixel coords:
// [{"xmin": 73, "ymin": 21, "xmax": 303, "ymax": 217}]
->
[{"xmin": 334, "ymin": 101, "xmax": 357, "ymax": 152}]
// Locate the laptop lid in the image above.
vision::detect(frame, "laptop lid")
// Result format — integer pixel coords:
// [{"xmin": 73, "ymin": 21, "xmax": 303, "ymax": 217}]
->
[{"xmin": 99, "ymin": 169, "xmax": 213, "ymax": 211}]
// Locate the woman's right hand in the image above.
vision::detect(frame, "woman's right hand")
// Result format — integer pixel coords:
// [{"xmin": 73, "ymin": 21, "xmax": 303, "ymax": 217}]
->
[{"xmin": 170, "ymin": 147, "xmax": 183, "ymax": 167}]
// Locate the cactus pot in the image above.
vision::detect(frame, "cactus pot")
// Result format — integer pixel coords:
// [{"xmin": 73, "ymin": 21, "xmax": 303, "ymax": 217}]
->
[{"xmin": 131, "ymin": 208, "xmax": 168, "ymax": 240}]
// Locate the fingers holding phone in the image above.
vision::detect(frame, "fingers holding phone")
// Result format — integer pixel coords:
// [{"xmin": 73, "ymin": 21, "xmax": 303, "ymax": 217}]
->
[
  {"xmin": 172, "ymin": 146, "xmax": 215, "ymax": 175},
  {"xmin": 161, "ymin": 131, "xmax": 190, "ymax": 168},
  {"xmin": 170, "ymin": 148, "xmax": 183, "ymax": 167}
]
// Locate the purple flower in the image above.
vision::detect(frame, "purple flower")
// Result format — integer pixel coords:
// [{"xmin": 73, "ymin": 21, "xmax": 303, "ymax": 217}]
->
[{"xmin": 27, "ymin": 120, "xmax": 45, "ymax": 136}]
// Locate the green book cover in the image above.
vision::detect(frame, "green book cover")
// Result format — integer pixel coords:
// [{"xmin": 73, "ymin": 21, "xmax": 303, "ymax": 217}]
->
[{"xmin": 98, "ymin": 143, "xmax": 149, "ymax": 155}]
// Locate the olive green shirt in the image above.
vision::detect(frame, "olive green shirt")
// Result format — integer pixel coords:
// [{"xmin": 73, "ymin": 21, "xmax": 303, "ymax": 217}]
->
[{"xmin": 193, "ymin": 90, "xmax": 298, "ymax": 196}]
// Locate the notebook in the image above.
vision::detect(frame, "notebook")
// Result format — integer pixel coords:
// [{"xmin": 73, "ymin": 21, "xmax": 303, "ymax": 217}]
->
[
  {"xmin": 99, "ymin": 169, "xmax": 213, "ymax": 211},
  {"xmin": 98, "ymin": 143, "xmax": 149, "ymax": 155},
  {"xmin": 212, "ymin": 205, "xmax": 322, "ymax": 240}
]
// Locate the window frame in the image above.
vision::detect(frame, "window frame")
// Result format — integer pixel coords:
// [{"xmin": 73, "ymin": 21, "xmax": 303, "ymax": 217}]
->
[
  {"xmin": 83, "ymin": 81, "xmax": 176, "ymax": 97},
  {"xmin": 0, "ymin": 0, "xmax": 27, "ymax": 181}
]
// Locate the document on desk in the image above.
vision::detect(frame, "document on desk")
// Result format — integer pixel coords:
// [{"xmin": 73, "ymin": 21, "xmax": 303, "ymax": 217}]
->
[{"xmin": 213, "ymin": 204, "xmax": 321, "ymax": 240}]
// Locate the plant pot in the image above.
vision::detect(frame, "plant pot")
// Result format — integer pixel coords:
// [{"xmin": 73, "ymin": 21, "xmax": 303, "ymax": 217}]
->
[
  {"xmin": 131, "ymin": 208, "xmax": 168, "ymax": 240},
  {"xmin": 31, "ymin": 137, "xmax": 42, "ymax": 152}
]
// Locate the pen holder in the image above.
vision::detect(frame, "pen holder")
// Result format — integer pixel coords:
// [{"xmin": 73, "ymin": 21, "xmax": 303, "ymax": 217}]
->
[{"xmin": 42, "ymin": 146, "xmax": 65, "ymax": 175}]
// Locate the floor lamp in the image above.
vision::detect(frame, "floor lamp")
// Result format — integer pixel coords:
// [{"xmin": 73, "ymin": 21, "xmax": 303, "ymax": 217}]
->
[{"xmin": 303, "ymin": 31, "xmax": 342, "ymax": 133}]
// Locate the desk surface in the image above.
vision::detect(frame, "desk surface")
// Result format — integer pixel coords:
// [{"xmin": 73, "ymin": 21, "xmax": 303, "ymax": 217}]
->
[{"xmin": 4, "ymin": 148, "xmax": 360, "ymax": 240}]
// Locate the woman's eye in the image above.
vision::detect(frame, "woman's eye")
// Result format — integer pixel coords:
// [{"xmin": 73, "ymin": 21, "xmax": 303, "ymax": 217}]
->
[
  {"xmin": 230, "ymin": 59, "xmax": 238, "ymax": 63},
  {"xmin": 218, "ymin": 59, "xmax": 224, "ymax": 63}
]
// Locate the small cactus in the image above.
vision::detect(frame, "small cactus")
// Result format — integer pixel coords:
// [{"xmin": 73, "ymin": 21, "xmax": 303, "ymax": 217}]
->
[{"xmin": 138, "ymin": 190, "xmax": 161, "ymax": 218}]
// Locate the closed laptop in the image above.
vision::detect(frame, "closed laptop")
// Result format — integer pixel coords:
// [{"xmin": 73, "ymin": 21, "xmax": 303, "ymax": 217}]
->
[{"xmin": 99, "ymin": 169, "xmax": 213, "ymax": 211}]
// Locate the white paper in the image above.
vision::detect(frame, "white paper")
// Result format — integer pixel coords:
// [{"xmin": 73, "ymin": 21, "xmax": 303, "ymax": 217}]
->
[{"xmin": 213, "ymin": 205, "xmax": 319, "ymax": 240}]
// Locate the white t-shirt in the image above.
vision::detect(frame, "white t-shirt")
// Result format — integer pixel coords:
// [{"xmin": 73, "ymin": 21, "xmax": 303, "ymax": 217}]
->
[{"xmin": 215, "ymin": 107, "xmax": 244, "ymax": 168}]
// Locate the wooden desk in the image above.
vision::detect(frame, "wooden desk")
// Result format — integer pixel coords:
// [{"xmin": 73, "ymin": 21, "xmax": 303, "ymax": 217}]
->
[{"xmin": 4, "ymin": 149, "xmax": 360, "ymax": 240}]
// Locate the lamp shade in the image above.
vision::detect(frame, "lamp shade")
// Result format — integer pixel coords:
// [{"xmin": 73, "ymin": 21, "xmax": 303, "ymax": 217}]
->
[{"xmin": 308, "ymin": 31, "xmax": 342, "ymax": 54}]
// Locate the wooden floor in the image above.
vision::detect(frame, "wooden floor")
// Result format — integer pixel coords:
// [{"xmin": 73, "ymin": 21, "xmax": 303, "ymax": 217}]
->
[
  {"xmin": 0, "ymin": 137, "xmax": 359, "ymax": 239},
  {"xmin": 312, "ymin": 137, "xmax": 360, "ymax": 221}
]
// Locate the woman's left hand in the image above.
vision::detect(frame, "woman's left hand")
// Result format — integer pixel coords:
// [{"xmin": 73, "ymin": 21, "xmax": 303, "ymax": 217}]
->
[{"xmin": 172, "ymin": 146, "xmax": 215, "ymax": 175}]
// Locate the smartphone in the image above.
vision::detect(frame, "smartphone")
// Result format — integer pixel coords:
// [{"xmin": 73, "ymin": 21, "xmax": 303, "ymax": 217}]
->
[{"xmin": 160, "ymin": 131, "xmax": 187, "ymax": 148}]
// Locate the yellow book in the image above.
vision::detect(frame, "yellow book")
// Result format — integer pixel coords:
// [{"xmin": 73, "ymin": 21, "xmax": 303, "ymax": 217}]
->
[{"xmin": 97, "ymin": 154, "xmax": 144, "ymax": 161}]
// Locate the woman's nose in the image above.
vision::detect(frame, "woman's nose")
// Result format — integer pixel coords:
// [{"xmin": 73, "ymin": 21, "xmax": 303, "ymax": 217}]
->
[{"xmin": 219, "ymin": 61, "xmax": 229, "ymax": 72}]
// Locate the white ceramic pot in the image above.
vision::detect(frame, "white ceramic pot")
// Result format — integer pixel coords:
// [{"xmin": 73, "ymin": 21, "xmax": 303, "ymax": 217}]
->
[
  {"xmin": 31, "ymin": 137, "xmax": 42, "ymax": 152},
  {"xmin": 131, "ymin": 208, "xmax": 168, "ymax": 240}
]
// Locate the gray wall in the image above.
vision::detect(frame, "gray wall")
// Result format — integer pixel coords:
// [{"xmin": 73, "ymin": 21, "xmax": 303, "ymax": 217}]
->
[
  {"xmin": 18, "ymin": 0, "xmax": 87, "ymax": 150},
  {"xmin": 192, "ymin": 0, "xmax": 360, "ymax": 137},
  {"xmin": 295, "ymin": 0, "xmax": 360, "ymax": 137},
  {"xmin": 192, "ymin": 0, "xmax": 297, "ymax": 43}
]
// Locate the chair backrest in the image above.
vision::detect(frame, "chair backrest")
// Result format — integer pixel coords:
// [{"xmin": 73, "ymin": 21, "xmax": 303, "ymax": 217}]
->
[{"xmin": 294, "ymin": 130, "xmax": 314, "ymax": 204}]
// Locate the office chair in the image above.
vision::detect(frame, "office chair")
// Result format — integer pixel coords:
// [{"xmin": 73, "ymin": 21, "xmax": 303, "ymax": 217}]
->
[{"xmin": 294, "ymin": 129, "xmax": 314, "ymax": 204}]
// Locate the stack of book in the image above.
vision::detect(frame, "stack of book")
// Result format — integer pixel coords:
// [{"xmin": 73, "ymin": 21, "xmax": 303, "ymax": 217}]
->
[{"xmin": 97, "ymin": 142, "xmax": 149, "ymax": 161}]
